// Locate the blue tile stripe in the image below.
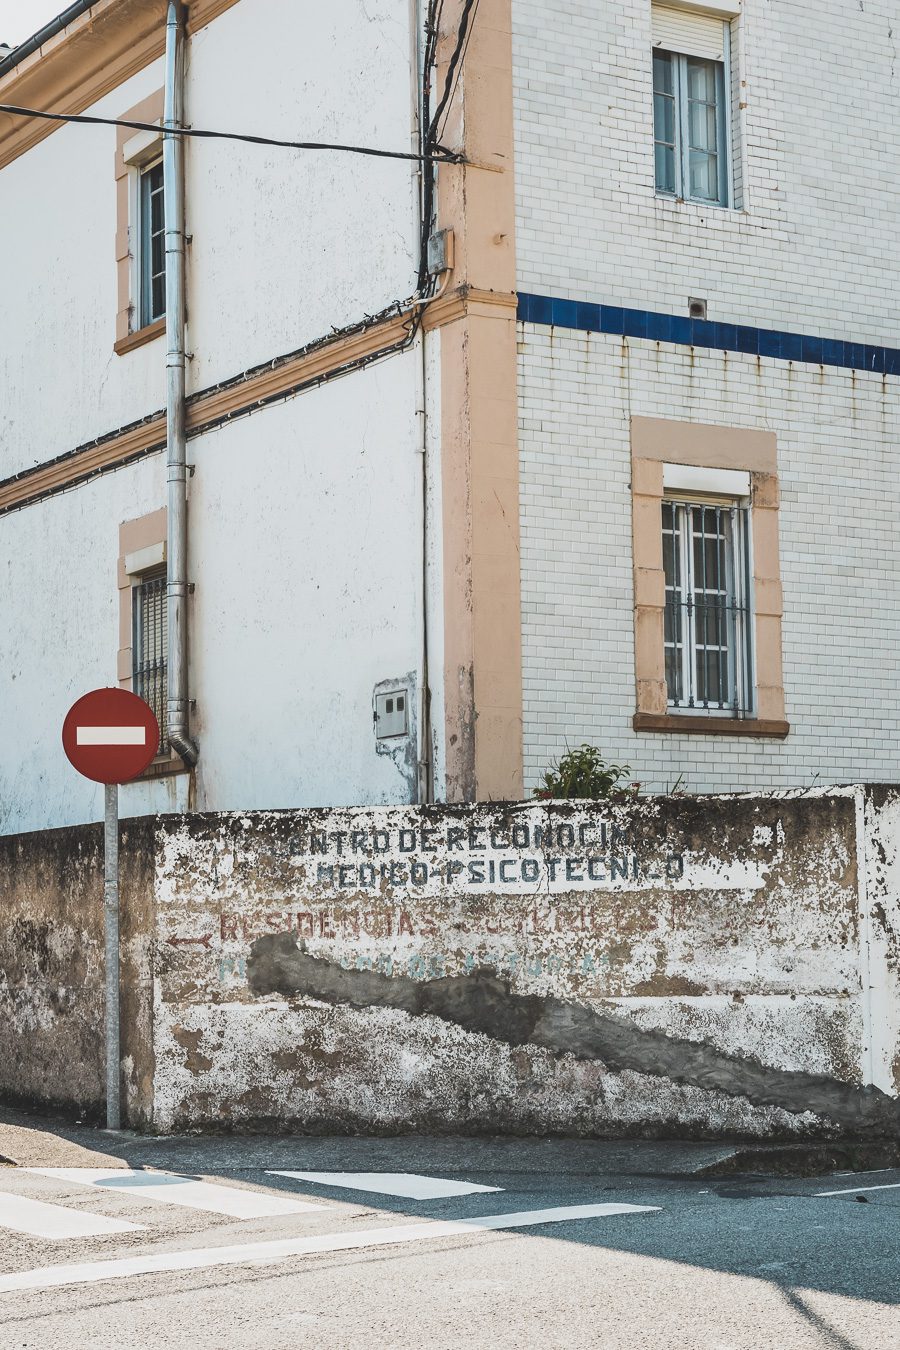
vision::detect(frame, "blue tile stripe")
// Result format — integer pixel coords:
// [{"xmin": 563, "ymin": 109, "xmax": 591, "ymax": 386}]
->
[{"xmin": 517, "ymin": 292, "xmax": 900, "ymax": 376}]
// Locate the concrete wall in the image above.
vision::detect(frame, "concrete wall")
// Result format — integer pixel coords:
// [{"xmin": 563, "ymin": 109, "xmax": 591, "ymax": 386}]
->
[
  {"xmin": 4, "ymin": 789, "xmax": 898, "ymax": 1138},
  {"xmin": 0, "ymin": 817, "xmax": 156, "ymax": 1126}
]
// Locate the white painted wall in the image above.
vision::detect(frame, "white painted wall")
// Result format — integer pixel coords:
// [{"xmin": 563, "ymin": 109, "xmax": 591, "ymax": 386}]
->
[
  {"xmin": 0, "ymin": 0, "xmax": 429, "ymax": 833},
  {"xmin": 0, "ymin": 350, "xmax": 424, "ymax": 834},
  {"xmin": 184, "ymin": 0, "xmax": 419, "ymax": 391},
  {"xmin": 0, "ymin": 0, "xmax": 418, "ymax": 480},
  {"xmin": 0, "ymin": 454, "xmax": 191, "ymax": 834},
  {"xmin": 187, "ymin": 354, "xmax": 424, "ymax": 813},
  {"xmin": 0, "ymin": 58, "xmax": 168, "ymax": 480}
]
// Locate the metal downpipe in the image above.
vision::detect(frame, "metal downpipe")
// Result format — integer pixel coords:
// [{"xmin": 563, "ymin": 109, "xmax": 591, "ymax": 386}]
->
[{"xmin": 164, "ymin": 0, "xmax": 198, "ymax": 768}]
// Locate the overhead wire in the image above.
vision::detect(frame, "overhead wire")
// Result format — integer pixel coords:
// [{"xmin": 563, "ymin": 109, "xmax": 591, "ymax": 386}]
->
[
  {"xmin": 426, "ymin": 0, "xmax": 478, "ymax": 142},
  {"xmin": 0, "ymin": 0, "xmax": 485, "ymax": 515},
  {"xmin": 0, "ymin": 103, "xmax": 463, "ymax": 164},
  {"xmin": 434, "ymin": 0, "xmax": 482, "ymax": 141}
]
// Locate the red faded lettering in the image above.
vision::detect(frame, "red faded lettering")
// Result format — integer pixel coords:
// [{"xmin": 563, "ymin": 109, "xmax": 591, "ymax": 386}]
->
[
  {"xmin": 398, "ymin": 910, "xmax": 415, "ymax": 936},
  {"xmin": 220, "ymin": 914, "xmax": 238, "ymax": 941}
]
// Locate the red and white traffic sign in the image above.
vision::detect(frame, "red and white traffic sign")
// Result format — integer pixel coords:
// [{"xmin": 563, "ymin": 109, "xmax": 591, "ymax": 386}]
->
[{"xmin": 62, "ymin": 687, "xmax": 160, "ymax": 784}]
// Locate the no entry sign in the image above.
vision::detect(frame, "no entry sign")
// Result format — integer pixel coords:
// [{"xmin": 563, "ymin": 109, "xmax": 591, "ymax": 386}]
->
[
  {"xmin": 62, "ymin": 687, "xmax": 160, "ymax": 784},
  {"xmin": 62, "ymin": 686, "xmax": 161, "ymax": 1130}
]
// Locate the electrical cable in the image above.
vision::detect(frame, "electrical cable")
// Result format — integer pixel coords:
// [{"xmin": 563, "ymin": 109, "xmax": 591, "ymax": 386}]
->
[
  {"xmin": 0, "ymin": 104, "xmax": 463, "ymax": 164},
  {"xmin": 426, "ymin": 0, "xmax": 478, "ymax": 142},
  {"xmin": 434, "ymin": 0, "xmax": 482, "ymax": 141}
]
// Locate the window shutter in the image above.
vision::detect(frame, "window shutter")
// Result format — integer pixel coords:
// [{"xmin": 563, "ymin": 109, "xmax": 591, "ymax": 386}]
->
[{"xmin": 652, "ymin": 5, "xmax": 727, "ymax": 60}]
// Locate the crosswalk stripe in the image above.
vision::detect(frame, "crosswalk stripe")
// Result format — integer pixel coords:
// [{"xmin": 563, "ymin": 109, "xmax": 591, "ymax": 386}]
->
[
  {"xmin": 815, "ymin": 1182, "xmax": 900, "ymax": 1197},
  {"xmin": 0, "ymin": 1203, "xmax": 661, "ymax": 1292},
  {"xmin": 26, "ymin": 1169, "xmax": 325, "ymax": 1220},
  {"xmin": 0, "ymin": 1193, "xmax": 143, "ymax": 1241},
  {"xmin": 266, "ymin": 1171, "xmax": 502, "ymax": 1199}
]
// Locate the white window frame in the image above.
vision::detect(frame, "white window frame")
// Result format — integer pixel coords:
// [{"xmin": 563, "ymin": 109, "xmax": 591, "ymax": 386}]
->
[
  {"xmin": 653, "ymin": 43, "xmax": 731, "ymax": 207},
  {"xmin": 137, "ymin": 157, "xmax": 166, "ymax": 329},
  {"xmin": 122, "ymin": 127, "xmax": 165, "ymax": 332},
  {"xmin": 662, "ymin": 483, "xmax": 754, "ymax": 717}
]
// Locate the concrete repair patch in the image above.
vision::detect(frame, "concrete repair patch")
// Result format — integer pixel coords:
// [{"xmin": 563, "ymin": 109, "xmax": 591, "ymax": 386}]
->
[{"xmin": 248, "ymin": 934, "xmax": 900, "ymax": 1138}]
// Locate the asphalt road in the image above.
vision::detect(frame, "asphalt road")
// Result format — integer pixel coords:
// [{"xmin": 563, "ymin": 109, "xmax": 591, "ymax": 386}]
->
[{"xmin": 0, "ymin": 1113, "xmax": 897, "ymax": 1349}]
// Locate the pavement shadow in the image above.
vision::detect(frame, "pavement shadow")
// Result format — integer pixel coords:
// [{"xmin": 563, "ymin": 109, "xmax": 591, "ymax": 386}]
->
[{"xmin": 1, "ymin": 1103, "xmax": 898, "ymax": 1321}]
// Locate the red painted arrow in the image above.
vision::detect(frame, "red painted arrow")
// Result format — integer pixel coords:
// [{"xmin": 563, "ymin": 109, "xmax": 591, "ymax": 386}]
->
[{"xmin": 166, "ymin": 935, "xmax": 214, "ymax": 949}]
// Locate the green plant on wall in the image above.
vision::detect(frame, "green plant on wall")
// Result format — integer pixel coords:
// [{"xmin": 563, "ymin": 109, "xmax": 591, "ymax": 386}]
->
[{"xmin": 533, "ymin": 744, "xmax": 636, "ymax": 801}]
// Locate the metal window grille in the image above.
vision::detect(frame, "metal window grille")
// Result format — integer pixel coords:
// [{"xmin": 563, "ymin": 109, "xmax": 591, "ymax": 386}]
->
[
  {"xmin": 662, "ymin": 499, "xmax": 752, "ymax": 715},
  {"xmin": 139, "ymin": 160, "xmax": 166, "ymax": 327},
  {"xmin": 133, "ymin": 572, "xmax": 168, "ymax": 750},
  {"xmin": 653, "ymin": 50, "xmax": 728, "ymax": 206}
]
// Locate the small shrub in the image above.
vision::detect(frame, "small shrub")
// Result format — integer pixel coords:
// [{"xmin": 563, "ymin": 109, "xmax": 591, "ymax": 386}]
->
[{"xmin": 533, "ymin": 744, "xmax": 635, "ymax": 801}]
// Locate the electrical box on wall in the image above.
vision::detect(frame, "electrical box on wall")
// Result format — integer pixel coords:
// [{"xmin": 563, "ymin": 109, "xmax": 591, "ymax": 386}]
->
[{"xmin": 374, "ymin": 689, "xmax": 409, "ymax": 740}]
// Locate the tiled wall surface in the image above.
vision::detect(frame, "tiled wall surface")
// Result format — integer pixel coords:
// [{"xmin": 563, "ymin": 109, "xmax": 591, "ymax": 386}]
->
[
  {"xmin": 512, "ymin": 0, "xmax": 900, "ymax": 342},
  {"xmin": 518, "ymin": 327, "xmax": 900, "ymax": 794},
  {"xmin": 512, "ymin": 0, "xmax": 900, "ymax": 792}
]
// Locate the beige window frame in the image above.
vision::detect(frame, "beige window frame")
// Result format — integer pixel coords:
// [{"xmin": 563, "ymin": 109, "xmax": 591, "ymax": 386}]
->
[
  {"xmin": 630, "ymin": 416, "xmax": 788, "ymax": 737},
  {"xmin": 118, "ymin": 510, "xmax": 183, "ymax": 776},
  {"xmin": 114, "ymin": 90, "xmax": 166, "ymax": 356}
]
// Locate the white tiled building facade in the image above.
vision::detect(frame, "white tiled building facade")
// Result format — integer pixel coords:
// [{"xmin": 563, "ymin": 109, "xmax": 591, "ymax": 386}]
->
[{"xmin": 513, "ymin": 0, "xmax": 900, "ymax": 793}]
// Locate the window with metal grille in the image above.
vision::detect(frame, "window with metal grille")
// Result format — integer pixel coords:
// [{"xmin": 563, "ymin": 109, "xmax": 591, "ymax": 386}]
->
[
  {"xmin": 653, "ymin": 49, "xmax": 728, "ymax": 205},
  {"xmin": 139, "ymin": 160, "xmax": 165, "ymax": 327},
  {"xmin": 662, "ymin": 499, "xmax": 752, "ymax": 715},
  {"xmin": 132, "ymin": 571, "xmax": 168, "ymax": 750}
]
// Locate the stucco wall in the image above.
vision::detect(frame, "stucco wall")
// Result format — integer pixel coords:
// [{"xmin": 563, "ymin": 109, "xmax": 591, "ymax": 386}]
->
[
  {"xmin": 0, "ymin": 0, "xmax": 418, "ymax": 480},
  {"xmin": 3, "ymin": 789, "xmax": 897, "ymax": 1137},
  {"xmin": 0, "ymin": 353, "xmax": 424, "ymax": 836},
  {"xmin": 0, "ymin": 0, "xmax": 431, "ymax": 835},
  {"xmin": 152, "ymin": 789, "xmax": 896, "ymax": 1136},
  {"xmin": 0, "ymin": 816, "xmax": 156, "ymax": 1126}
]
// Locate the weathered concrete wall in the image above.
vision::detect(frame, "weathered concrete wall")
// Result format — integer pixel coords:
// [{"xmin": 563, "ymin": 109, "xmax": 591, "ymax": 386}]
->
[
  {"xmin": 3, "ymin": 789, "xmax": 897, "ymax": 1138},
  {"xmin": 0, "ymin": 817, "xmax": 156, "ymax": 1126},
  {"xmin": 150, "ymin": 789, "xmax": 900, "ymax": 1138}
]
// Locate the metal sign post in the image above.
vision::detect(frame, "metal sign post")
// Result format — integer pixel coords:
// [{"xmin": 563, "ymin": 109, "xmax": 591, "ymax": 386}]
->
[
  {"xmin": 104, "ymin": 782, "xmax": 120, "ymax": 1130},
  {"xmin": 62, "ymin": 688, "xmax": 160, "ymax": 1133}
]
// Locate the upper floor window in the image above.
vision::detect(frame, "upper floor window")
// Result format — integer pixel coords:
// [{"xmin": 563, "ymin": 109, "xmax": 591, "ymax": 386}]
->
[
  {"xmin": 652, "ymin": 4, "xmax": 731, "ymax": 206},
  {"xmin": 662, "ymin": 493, "xmax": 752, "ymax": 715},
  {"xmin": 139, "ymin": 160, "xmax": 166, "ymax": 328},
  {"xmin": 653, "ymin": 51, "xmax": 727, "ymax": 205}
]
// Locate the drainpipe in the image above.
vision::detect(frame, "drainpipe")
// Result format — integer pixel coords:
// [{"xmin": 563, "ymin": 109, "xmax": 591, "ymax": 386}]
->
[
  {"xmin": 164, "ymin": 0, "xmax": 198, "ymax": 768},
  {"xmin": 410, "ymin": 0, "xmax": 433, "ymax": 803}
]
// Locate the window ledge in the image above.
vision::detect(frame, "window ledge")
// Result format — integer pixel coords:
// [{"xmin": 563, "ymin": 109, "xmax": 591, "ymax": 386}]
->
[
  {"xmin": 114, "ymin": 317, "xmax": 166, "ymax": 356},
  {"xmin": 633, "ymin": 712, "xmax": 790, "ymax": 738},
  {"xmin": 137, "ymin": 751, "xmax": 189, "ymax": 780}
]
